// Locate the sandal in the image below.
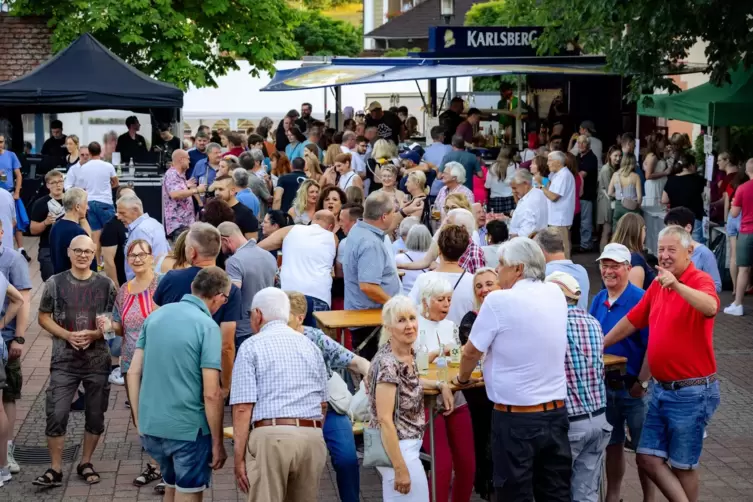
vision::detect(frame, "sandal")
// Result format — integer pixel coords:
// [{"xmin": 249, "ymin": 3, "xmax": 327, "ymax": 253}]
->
[
  {"xmin": 32, "ymin": 468, "xmax": 63, "ymax": 488},
  {"xmin": 76, "ymin": 463, "xmax": 101, "ymax": 485},
  {"xmin": 133, "ymin": 463, "xmax": 161, "ymax": 487},
  {"xmin": 154, "ymin": 481, "xmax": 166, "ymax": 495}
]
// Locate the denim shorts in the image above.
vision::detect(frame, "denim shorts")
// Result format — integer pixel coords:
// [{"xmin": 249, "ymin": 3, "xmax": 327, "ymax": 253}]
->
[
  {"xmin": 605, "ymin": 387, "xmax": 649, "ymax": 447},
  {"xmin": 87, "ymin": 200, "xmax": 115, "ymax": 231},
  {"xmin": 726, "ymin": 213, "xmax": 742, "ymax": 237},
  {"xmin": 637, "ymin": 379, "xmax": 720, "ymax": 470},
  {"xmin": 141, "ymin": 432, "xmax": 213, "ymax": 493}
]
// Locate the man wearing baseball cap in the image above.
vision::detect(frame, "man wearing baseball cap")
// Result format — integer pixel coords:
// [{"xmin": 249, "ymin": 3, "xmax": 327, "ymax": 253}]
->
[
  {"xmin": 546, "ymin": 271, "xmax": 610, "ymax": 502},
  {"xmin": 364, "ymin": 101, "xmax": 404, "ymax": 144},
  {"xmin": 589, "ymin": 243, "xmax": 655, "ymax": 502}
]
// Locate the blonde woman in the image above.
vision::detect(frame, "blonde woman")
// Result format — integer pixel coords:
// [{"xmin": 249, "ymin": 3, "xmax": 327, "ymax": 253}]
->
[
  {"xmin": 369, "ymin": 296, "xmax": 453, "ymax": 501},
  {"xmin": 323, "ymin": 144, "xmax": 342, "ymax": 167},
  {"xmin": 597, "ymin": 147, "xmax": 622, "ymax": 250},
  {"xmin": 65, "ymin": 134, "xmax": 80, "ymax": 168},
  {"xmin": 374, "ymin": 164, "xmax": 406, "ymax": 210},
  {"xmin": 288, "ymin": 179, "xmax": 320, "ymax": 225},
  {"xmin": 443, "ymin": 192, "xmax": 472, "ymax": 214},
  {"xmin": 405, "ymin": 171, "xmax": 431, "ymax": 225},
  {"xmin": 367, "ymin": 139, "xmax": 399, "ymax": 192},
  {"xmin": 642, "ymin": 152, "xmax": 669, "ymax": 207},
  {"xmin": 608, "ymin": 154, "xmax": 643, "ymax": 229},
  {"xmin": 305, "ymin": 155, "xmax": 324, "ymax": 184},
  {"xmin": 486, "ymin": 146, "xmax": 517, "ymax": 214}
]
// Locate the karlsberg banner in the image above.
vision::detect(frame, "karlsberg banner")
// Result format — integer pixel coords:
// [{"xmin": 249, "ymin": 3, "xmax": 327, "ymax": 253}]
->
[{"xmin": 428, "ymin": 26, "xmax": 544, "ymax": 57}]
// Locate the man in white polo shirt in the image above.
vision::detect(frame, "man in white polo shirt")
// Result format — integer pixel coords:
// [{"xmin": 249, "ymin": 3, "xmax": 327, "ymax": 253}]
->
[
  {"xmin": 456, "ymin": 237, "xmax": 571, "ymax": 501},
  {"xmin": 542, "ymin": 150, "xmax": 576, "ymax": 258}
]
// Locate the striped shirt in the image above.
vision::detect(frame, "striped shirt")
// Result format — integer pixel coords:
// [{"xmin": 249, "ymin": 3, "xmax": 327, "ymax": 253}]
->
[{"xmin": 564, "ymin": 305, "xmax": 606, "ymax": 416}]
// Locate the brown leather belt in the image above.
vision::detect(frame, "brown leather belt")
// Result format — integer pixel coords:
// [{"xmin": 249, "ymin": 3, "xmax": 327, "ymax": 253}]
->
[
  {"xmin": 251, "ymin": 418, "xmax": 322, "ymax": 430},
  {"xmin": 655, "ymin": 374, "xmax": 717, "ymax": 391},
  {"xmin": 494, "ymin": 400, "xmax": 566, "ymax": 413}
]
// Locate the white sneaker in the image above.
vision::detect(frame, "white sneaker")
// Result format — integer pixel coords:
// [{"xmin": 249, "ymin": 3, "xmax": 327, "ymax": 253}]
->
[
  {"xmin": 0, "ymin": 466, "xmax": 11, "ymax": 483},
  {"xmin": 108, "ymin": 367, "xmax": 125, "ymax": 386},
  {"xmin": 723, "ymin": 303, "xmax": 744, "ymax": 316},
  {"xmin": 6, "ymin": 443, "xmax": 19, "ymax": 474}
]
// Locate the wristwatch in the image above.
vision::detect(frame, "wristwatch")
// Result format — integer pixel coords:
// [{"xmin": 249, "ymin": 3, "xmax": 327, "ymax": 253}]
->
[
  {"xmin": 12, "ymin": 337, "xmax": 25, "ymax": 345},
  {"xmin": 638, "ymin": 379, "xmax": 648, "ymax": 390}
]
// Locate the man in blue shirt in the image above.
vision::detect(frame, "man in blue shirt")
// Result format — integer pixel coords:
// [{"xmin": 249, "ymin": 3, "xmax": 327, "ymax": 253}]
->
[
  {"xmin": 424, "ymin": 126, "xmax": 453, "ymax": 197},
  {"xmin": 115, "ymin": 194, "xmax": 170, "ymax": 280},
  {"xmin": 190, "ymin": 142, "xmax": 222, "ymax": 206},
  {"xmin": 439, "ymin": 135, "xmax": 483, "ymax": 193},
  {"xmin": 127, "ymin": 267, "xmax": 228, "ymax": 500},
  {"xmin": 153, "ymin": 223, "xmax": 242, "ymax": 396},
  {"xmin": 187, "ymin": 131, "xmax": 209, "ymax": 179},
  {"xmin": 232, "ymin": 168, "xmax": 260, "ymax": 217},
  {"xmin": 536, "ymin": 228, "xmax": 590, "ymax": 310},
  {"xmin": 49, "ymin": 188, "xmax": 97, "ymax": 274},
  {"xmin": 589, "ymin": 243, "xmax": 655, "ymax": 502},
  {"xmin": 0, "ymin": 134, "xmax": 27, "ymax": 260},
  {"xmin": 664, "ymin": 207, "xmax": 722, "ymax": 292}
]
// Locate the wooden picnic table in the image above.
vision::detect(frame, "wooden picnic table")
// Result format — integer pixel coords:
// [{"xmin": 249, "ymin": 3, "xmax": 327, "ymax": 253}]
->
[{"xmin": 314, "ymin": 309, "xmax": 382, "ymax": 348}]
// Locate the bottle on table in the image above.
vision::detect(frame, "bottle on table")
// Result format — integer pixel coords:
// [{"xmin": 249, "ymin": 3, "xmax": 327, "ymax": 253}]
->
[
  {"xmin": 450, "ymin": 325, "xmax": 462, "ymax": 367},
  {"xmin": 417, "ymin": 331, "xmax": 429, "ymax": 375}
]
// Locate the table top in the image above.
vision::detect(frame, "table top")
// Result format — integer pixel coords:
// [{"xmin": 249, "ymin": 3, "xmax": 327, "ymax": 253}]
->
[
  {"xmin": 604, "ymin": 354, "xmax": 627, "ymax": 369},
  {"xmin": 314, "ymin": 309, "xmax": 383, "ymax": 329}
]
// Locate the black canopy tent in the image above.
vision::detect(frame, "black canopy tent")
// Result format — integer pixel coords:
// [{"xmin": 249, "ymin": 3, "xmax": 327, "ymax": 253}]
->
[{"xmin": 0, "ymin": 33, "xmax": 183, "ymax": 155}]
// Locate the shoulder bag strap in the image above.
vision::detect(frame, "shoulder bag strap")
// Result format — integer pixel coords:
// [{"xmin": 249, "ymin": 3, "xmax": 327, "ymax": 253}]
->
[{"xmin": 453, "ymin": 270, "xmax": 466, "ymax": 291}]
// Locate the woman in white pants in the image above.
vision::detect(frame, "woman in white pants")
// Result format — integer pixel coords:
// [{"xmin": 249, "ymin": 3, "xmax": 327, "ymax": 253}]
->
[{"xmin": 368, "ymin": 296, "xmax": 454, "ymax": 501}]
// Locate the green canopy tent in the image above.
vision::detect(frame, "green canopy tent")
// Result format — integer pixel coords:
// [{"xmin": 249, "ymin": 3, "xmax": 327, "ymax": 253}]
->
[{"xmin": 637, "ymin": 66, "xmax": 753, "ymax": 126}]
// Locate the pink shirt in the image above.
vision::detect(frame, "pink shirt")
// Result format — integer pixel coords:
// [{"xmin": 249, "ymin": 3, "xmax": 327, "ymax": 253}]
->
[
  {"xmin": 474, "ymin": 164, "xmax": 489, "ymax": 205},
  {"xmin": 733, "ymin": 179, "xmax": 753, "ymax": 233},
  {"xmin": 162, "ymin": 166, "xmax": 196, "ymax": 236}
]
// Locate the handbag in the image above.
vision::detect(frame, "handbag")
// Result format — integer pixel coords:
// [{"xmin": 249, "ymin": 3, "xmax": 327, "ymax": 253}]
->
[
  {"xmin": 363, "ymin": 363, "xmax": 400, "ymax": 468},
  {"xmin": 327, "ymin": 372, "xmax": 352, "ymax": 415}
]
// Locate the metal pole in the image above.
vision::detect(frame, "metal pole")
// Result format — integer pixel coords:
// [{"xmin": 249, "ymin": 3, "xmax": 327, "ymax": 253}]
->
[
  {"xmin": 517, "ymin": 74, "xmax": 523, "ymax": 150},
  {"xmin": 335, "ymin": 86, "xmax": 342, "ymax": 131}
]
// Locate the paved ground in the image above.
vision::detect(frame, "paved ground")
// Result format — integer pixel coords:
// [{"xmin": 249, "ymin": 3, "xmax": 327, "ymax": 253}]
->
[{"xmin": 2, "ymin": 238, "xmax": 753, "ymax": 501}]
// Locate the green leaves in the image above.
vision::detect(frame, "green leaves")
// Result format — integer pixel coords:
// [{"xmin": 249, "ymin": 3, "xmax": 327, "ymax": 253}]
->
[
  {"xmin": 463, "ymin": 0, "xmax": 752, "ymax": 101},
  {"xmin": 11, "ymin": 0, "xmax": 299, "ymax": 90},
  {"xmin": 290, "ymin": 9, "xmax": 362, "ymax": 58}
]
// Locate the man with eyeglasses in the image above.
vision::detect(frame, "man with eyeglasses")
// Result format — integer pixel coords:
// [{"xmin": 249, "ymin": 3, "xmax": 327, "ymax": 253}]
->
[
  {"xmin": 30, "ymin": 171, "xmax": 66, "ymax": 281},
  {"xmin": 33, "ymin": 234, "xmax": 117, "ymax": 489},
  {"xmin": 49, "ymin": 188, "xmax": 95, "ymax": 275}
]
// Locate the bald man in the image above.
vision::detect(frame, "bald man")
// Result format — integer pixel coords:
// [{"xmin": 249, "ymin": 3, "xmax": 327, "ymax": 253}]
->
[
  {"xmin": 163, "ymin": 149, "xmax": 200, "ymax": 241},
  {"xmin": 259, "ymin": 210, "xmax": 338, "ymax": 326},
  {"xmin": 36, "ymin": 232, "xmax": 117, "ymax": 488}
]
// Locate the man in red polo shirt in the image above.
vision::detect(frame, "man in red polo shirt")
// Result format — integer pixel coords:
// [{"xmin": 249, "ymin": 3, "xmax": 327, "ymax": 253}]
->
[{"xmin": 603, "ymin": 225, "xmax": 720, "ymax": 502}]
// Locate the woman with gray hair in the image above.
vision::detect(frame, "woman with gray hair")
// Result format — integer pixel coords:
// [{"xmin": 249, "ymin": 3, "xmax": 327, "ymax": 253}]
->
[
  {"xmin": 414, "ymin": 276, "xmax": 477, "ymax": 502},
  {"xmin": 435, "ymin": 161, "xmax": 475, "ymax": 221},
  {"xmin": 394, "ymin": 224, "xmax": 432, "ymax": 292},
  {"xmin": 393, "ymin": 216, "xmax": 419, "ymax": 253},
  {"xmin": 370, "ymin": 296, "xmax": 453, "ymax": 501}
]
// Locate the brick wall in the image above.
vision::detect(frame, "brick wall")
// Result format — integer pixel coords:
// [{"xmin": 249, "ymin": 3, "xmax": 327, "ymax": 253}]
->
[{"xmin": 0, "ymin": 14, "xmax": 52, "ymax": 82}]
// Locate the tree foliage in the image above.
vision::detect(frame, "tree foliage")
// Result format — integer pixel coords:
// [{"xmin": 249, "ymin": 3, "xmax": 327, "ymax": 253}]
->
[
  {"xmin": 465, "ymin": 0, "xmax": 753, "ymax": 100},
  {"xmin": 298, "ymin": 0, "xmax": 361, "ymax": 11},
  {"xmin": 11, "ymin": 0, "xmax": 300, "ymax": 90},
  {"xmin": 291, "ymin": 10, "xmax": 362, "ymax": 58}
]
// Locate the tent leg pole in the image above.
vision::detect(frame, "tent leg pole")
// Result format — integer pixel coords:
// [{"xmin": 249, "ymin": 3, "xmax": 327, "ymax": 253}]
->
[
  {"xmin": 335, "ymin": 86, "xmax": 342, "ymax": 131},
  {"xmin": 429, "ymin": 79, "xmax": 438, "ymax": 117},
  {"xmin": 517, "ymin": 74, "xmax": 523, "ymax": 150}
]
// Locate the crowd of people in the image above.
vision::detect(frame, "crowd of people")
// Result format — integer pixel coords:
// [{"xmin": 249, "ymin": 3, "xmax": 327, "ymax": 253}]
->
[{"xmin": 0, "ymin": 96, "xmax": 749, "ymax": 502}]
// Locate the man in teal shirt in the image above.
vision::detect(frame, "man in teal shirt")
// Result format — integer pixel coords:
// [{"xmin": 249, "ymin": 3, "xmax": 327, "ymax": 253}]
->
[
  {"xmin": 127, "ymin": 267, "xmax": 231, "ymax": 499},
  {"xmin": 439, "ymin": 135, "xmax": 483, "ymax": 192}
]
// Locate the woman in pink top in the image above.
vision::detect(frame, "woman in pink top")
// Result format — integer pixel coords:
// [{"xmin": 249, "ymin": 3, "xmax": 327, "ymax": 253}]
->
[{"xmin": 473, "ymin": 163, "xmax": 488, "ymax": 207}]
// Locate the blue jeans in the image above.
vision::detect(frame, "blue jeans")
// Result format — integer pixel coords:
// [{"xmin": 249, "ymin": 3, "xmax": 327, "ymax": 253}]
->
[
  {"xmin": 605, "ymin": 387, "xmax": 648, "ymax": 446},
  {"xmin": 141, "ymin": 432, "xmax": 213, "ymax": 493},
  {"xmin": 579, "ymin": 199, "xmax": 594, "ymax": 250},
  {"xmin": 323, "ymin": 408, "xmax": 359, "ymax": 502},
  {"xmin": 304, "ymin": 296, "xmax": 330, "ymax": 328},
  {"xmin": 692, "ymin": 219, "xmax": 705, "ymax": 245},
  {"xmin": 637, "ymin": 379, "xmax": 720, "ymax": 469},
  {"xmin": 108, "ymin": 336, "xmax": 122, "ymax": 358}
]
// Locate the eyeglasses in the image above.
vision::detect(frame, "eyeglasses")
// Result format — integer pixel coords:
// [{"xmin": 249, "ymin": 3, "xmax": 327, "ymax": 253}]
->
[
  {"xmin": 219, "ymin": 292, "xmax": 229, "ymax": 304},
  {"xmin": 127, "ymin": 252, "xmax": 150, "ymax": 262},
  {"xmin": 48, "ymin": 180, "xmax": 64, "ymax": 186},
  {"xmin": 71, "ymin": 248, "xmax": 95, "ymax": 257}
]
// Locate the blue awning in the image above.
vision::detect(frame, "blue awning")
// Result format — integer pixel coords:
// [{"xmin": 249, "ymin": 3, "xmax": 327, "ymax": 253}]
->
[{"xmin": 261, "ymin": 56, "xmax": 613, "ymax": 91}]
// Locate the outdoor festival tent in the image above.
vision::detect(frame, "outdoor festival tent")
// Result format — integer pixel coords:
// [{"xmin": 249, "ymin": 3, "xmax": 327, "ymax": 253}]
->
[
  {"xmin": 0, "ymin": 33, "xmax": 183, "ymax": 113},
  {"xmin": 637, "ymin": 65, "xmax": 753, "ymax": 127}
]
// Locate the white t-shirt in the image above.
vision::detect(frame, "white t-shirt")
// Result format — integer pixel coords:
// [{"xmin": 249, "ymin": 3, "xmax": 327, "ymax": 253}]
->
[
  {"xmin": 394, "ymin": 250, "xmax": 428, "ymax": 293},
  {"xmin": 408, "ymin": 270, "xmax": 474, "ymax": 326},
  {"xmin": 546, "ymin": 167, "xmax": 576, "ymax": 227},
  {"xmin": 78, "ymin": 159, "xmax": 117, "ymax": 205},
  {"xmin": 469, "ymin": 279, "xmax": 568, "ymax": 405},
  {"xmin": 485, "ymin": 163, "xmax": 516, "ymax": 198},
  {"xmin": 280, "ymin": 225, "xmax": 336, "ymax": 306},
  {"xmin": 341, "ymin": 145, "xmax": 366, "ymax": 174}
]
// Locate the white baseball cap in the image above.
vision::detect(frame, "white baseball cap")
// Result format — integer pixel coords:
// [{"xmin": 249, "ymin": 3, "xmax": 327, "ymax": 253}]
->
[
  {"xmin": 596, "ymin": 243, "xmax": 631, "ymax": 264},
  {"xmin": 545, "ymin": 271, "xmax": 581, "ymax": 300}
]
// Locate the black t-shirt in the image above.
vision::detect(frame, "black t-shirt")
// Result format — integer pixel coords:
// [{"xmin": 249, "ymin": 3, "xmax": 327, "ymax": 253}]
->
[
  {"xmin": 578, "ymin": 150, "xmax": 599, "ymax": 201},
  {"xmin": 30, "ymin": 194, "xmax": 63, "ymax": 249},
  {"xmin": 49, "ymin": 219, "xmax": 97, "ymax": 274},
  {"xmin": 230, "ymin": 201, "xmax": 259, "ymax": 236},
  {"xmin": 365, "ymin": 111, "xmax": 403, "ymax": 144},
  {"xmin": 664, "ymin": 174, "xmax": 706, "ymax": 220},
  {"xmin": 100, "ymin": 217, "xmax": 127, "ymax": 287},
  {"xmin": 277, "ymin": 171, "xmax": 308, "ymax": 213},
  {"xmin": 438, "ymin": 110, "xmax": 463, "ymax": 144},
  {"xmin": 153, "ymin": 136, "xmax": 182, "ymax": 157},
  {"xmin": 153, "ymin": 266, "xmax": 242, "ymax": 326},
  {"xmin": 41, "ymin": 135, "xmax": 68, "ymax": 167},
  {"xmin": 116, "ymin": 132, "xmax": 149, "ymax": 164}
]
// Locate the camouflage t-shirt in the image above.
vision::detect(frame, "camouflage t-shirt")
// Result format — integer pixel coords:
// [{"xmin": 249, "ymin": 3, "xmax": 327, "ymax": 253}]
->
[{"xmin": 39, "ymin": 271, "xmax": 117, "ymax": 373}]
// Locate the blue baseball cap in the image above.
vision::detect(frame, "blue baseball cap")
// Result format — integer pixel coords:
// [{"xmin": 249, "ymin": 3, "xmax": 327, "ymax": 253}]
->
[{"xmin": 399, "ymin": 150, "xmax": 421, "ymax": 165}]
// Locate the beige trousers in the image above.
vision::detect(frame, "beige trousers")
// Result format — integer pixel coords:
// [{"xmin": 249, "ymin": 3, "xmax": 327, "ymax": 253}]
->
[
  {"xmin": 245, "ymin": 425, "xmax": 327, "ymax": 502},
  {"xmin": 549, "ymin": 225, "xmax": 572, "ymax": 259}
]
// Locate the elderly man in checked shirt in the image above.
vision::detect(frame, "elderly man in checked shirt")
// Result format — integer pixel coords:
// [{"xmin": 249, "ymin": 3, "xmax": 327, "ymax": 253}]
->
[
  {"xmin": 230, "ymin": 287, "xmax": 329, "ymax": 502},
  {"xmin": 546, "ymin": 271, "xmax": 610, "ymax": 502}
]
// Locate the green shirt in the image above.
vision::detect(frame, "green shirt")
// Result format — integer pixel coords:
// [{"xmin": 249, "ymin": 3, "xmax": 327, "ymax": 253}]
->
[
  {"xmin": 439, "ymin": 150, "xmax": 482, "ymax": 192},
  {"xmin": 136, "ymin": 294, "xmax": 222, "ymax": 441}
]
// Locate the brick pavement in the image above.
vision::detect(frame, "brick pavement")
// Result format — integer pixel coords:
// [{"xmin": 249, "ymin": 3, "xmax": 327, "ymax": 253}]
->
[{"xmin": 2, "ymin": 239, "xmax": 753, "ymax": 501}]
